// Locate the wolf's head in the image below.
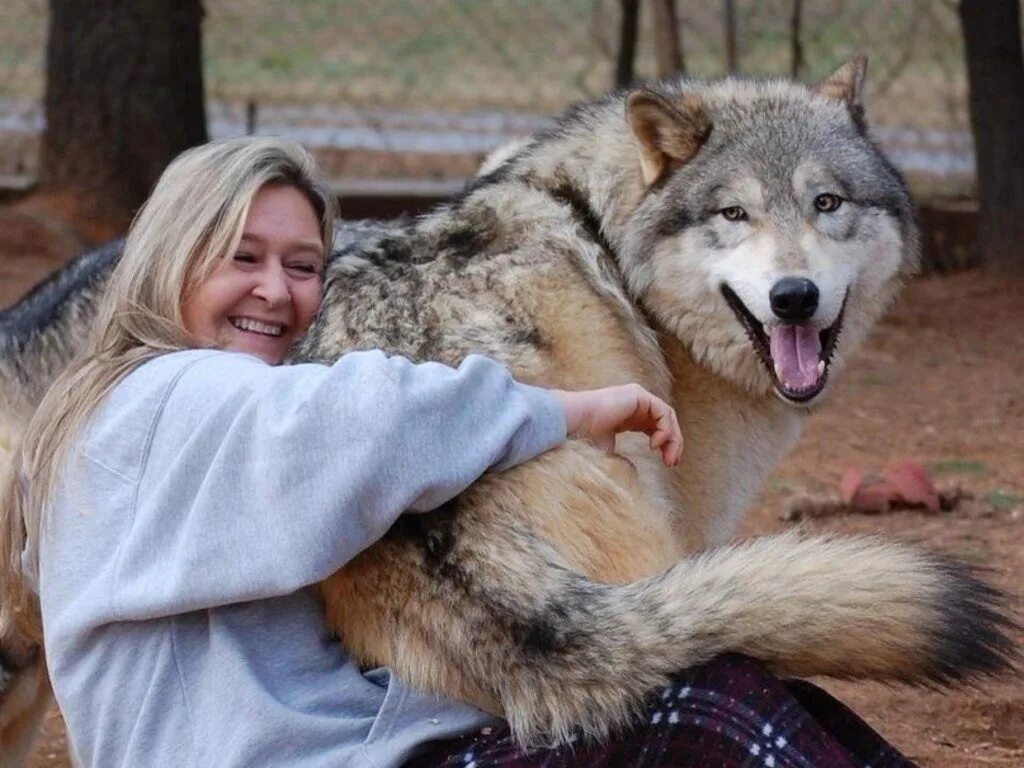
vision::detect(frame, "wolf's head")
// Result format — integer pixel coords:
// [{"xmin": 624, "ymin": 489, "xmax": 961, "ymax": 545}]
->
[{"xmin": 617, "ymin": 58, "xmax": 918, "ymax": 406}]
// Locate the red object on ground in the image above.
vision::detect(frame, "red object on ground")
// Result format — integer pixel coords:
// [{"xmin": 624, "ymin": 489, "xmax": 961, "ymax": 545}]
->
[
  {"xmin": 883, "ymin": 460, "xmax": 941, "ymax": 512},
  {"xmin": 839, "ymin": 460, "xmax": 940, "ymax": 514}
]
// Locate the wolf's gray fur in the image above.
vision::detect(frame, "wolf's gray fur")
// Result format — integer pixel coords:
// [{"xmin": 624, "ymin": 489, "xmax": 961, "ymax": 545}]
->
[
  {"xmin": 0, "ymin": 241, "xmax": 120, "ymax": 421},
  {"xmin": 0, "ymin": 61, "xmax": 1016, "ymax": 758}
]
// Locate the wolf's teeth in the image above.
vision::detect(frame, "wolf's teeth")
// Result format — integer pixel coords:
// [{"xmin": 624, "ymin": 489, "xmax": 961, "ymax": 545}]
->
[
  {"xmin": 774, "ymin": 362, "xmax": 784, "ymax": 379},
  {"xmin": 817, "ymin": 360, "xmax": 826, "ymax": 375}
]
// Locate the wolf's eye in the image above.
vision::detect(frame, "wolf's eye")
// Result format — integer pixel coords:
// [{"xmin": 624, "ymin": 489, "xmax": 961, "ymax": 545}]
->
[
  {"xmin": 720, "ymin": 206, "xmax": 748, "ymax": 222},
  {"xmin": 814, "ymin": 193, "xmax": 842, "ymax": 213}
]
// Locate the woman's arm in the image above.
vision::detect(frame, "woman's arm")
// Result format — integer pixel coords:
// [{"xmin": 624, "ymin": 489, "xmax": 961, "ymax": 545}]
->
[{"xmin": 100, "ymin": 350, "xmax": 567, "ymax": 618}]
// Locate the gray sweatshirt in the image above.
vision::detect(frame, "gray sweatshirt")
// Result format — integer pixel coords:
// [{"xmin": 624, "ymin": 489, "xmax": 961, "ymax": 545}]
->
[{"xmin": 33, "ymin": 349, "xmax": 566, "ymax": 767}]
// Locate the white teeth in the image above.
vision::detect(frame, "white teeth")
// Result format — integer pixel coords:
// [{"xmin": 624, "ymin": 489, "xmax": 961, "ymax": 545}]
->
[
  {"xmin": 231, "ymin": 318, "xmax": 283, "ymax": 337},
  {"xmin": 817, "ymin": 360, "xmax": 826, "ymax": 375},
  {"xmin": 774, "ymin": 362, "xmax": 784, "ymax": 379}
]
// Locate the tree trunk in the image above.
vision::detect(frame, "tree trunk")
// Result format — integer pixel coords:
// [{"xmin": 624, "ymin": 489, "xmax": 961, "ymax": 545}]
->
[
  {"xmin": 724, "ymin": 0, "xmax": 739, "ymax": 74},
  {"xmin": 652, "ymin": 0, "xmax": 685, "ymax": 77},
  {"xmin": 41, "ymin": 0, "xmax": 208, "ymax": 226},
  {"xmin": 615, "ymin": 0, "xmax": 641, "ymax": 88},
  {"xmin": 958, "ymin": 0, "xmax": 1024, "ymax": 273}
]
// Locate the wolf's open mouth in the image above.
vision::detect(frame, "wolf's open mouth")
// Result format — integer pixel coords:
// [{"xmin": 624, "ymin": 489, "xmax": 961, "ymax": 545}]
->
[{"xmin": 720, "ymin": 284, "xmax": 846, "ymax": 403}]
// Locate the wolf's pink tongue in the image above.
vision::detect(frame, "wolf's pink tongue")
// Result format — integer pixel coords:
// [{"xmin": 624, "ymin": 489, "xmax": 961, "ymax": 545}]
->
[{"xmin": 769, "ymin": 325, "xmax": 823, "ymax": 391}]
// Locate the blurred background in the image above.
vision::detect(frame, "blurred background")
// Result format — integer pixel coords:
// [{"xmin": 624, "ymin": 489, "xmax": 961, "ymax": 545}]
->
[{"xmin": 2, "ymin": 0, "xmax": 1020, "ymax": 277}]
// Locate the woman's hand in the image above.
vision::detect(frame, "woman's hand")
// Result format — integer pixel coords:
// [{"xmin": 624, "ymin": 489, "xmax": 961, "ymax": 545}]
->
[{"xmin": 554, "ymin": 384, "xmax": 682, "ymax": 467}]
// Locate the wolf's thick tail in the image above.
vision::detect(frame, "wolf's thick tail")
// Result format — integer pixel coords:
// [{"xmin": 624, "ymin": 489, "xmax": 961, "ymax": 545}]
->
[{"xmin": 440, "ymin": 529, "xmax": 1016, "ymax": 746}]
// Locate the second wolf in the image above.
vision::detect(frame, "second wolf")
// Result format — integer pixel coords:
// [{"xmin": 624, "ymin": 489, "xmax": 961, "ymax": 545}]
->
[{"xmin": 0, "ymin": 59, "xmax": 1015, "ymax": 752}]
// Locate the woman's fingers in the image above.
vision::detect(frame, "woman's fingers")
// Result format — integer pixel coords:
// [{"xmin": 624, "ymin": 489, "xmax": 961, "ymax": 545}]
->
[
  {"xmin": 647, "ymin": 399, "xmax": 681, "ymax": 466},
  {"xmin": 625, "ymin": 388, "xmax": 681, "ymax": 466},
  {"xmin": 555, "ymin": 383, "xmax": 683, "ymax": 466}
]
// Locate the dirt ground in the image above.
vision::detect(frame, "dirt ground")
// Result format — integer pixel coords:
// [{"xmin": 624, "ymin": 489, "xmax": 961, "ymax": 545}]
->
[{"xmin": 2, "ymin": 198, "xmax": 1021, "ymax": 768}]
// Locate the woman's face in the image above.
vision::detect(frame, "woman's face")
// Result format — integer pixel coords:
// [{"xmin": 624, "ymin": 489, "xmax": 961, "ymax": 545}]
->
[{"xmin": 182, "ymin": 184, "xmax": 325, "ymax": 365}]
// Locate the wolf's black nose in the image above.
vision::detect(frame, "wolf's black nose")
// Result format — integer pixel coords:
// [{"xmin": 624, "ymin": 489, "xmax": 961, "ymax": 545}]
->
[{"xmin": 770, "ymin": 278, "xmax": 819, "ymax": 321}]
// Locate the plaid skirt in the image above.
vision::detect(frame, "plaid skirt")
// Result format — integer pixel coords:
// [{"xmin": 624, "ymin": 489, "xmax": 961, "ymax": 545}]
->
[{"xmin": 404, "ymin": 654, "xmax": 917, "ymax": 768}]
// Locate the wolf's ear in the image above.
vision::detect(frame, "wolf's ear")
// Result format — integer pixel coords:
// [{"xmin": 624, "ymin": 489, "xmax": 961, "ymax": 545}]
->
[
  {"xmin": 813, "ymin": 56, "xmax": 867, "ymax": 127},
  {"xmin": 626, "ymin": 90, "xmax": 711, "ymax": 187}
]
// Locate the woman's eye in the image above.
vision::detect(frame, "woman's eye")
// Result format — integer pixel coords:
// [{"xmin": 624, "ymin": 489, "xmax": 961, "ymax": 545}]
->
[
  {"xmin": 233, "ymin": 252, "xmax": 257, "ymax": 264},
  {"xmin": 814, "ymin": 193, "xmax": 843, "ymax": 213},
  {"xmin": 287, "ymin": 263, "xmax": 319, "ymax": 275},
  {"xmin": 720, "ymin": 206, "xmax": 748, "ymax": 223}
]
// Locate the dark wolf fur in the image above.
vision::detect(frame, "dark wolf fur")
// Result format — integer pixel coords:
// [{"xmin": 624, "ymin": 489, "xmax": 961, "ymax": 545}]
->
[
  {"xmin": 0, "ymin": 61, "xmax": 1017, "ymax": 753},
  {"xmin": 0, "ymin": 241, "xmax": 120, "ymax": 420}
]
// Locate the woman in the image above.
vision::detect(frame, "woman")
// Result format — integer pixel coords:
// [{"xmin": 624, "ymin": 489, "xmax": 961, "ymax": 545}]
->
[
  {"xmin": 0, "ymin": 136, "xmax": 681, "ymax": 766},
  {"xmin": 0, "ymin": 137, "xmax": 916, "ymax": 768}
]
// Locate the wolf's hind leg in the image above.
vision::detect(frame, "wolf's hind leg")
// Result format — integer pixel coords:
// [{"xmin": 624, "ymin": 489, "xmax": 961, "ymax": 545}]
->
[{"xmin": 320, "ymin": 442, "xmax": 681, "ymax": 711}]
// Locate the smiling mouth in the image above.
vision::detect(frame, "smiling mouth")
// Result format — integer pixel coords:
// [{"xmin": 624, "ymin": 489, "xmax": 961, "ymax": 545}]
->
[
  {"xmin": 720, "ymin": 284, "xmax": 846, "ymax": 403},
  {"xmin": 230, "ymin": 317, "xmax": 286, "ymax": 338}
]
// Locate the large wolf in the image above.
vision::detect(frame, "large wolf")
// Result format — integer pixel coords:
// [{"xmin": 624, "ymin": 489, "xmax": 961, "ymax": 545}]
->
[{"xmin": 0, "ymin": 59, "xmax": 1016, "ymax": 759}]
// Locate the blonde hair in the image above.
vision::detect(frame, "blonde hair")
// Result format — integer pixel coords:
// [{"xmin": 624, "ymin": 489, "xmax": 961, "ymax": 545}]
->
[{"xmin": 0, "ymin": 137, "xmax": 336, "ymax": 640}]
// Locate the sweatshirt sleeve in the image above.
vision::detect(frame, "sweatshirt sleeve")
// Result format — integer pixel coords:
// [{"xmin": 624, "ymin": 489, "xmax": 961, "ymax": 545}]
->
[{"xmin": 102, "ymin": 350, "xmax": 566, "ymax": 619}]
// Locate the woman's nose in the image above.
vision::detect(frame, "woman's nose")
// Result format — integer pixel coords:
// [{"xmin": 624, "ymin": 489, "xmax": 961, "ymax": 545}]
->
[{"xmin": 253, "ymin": 264, "xmax": 291, "ymax": 306}]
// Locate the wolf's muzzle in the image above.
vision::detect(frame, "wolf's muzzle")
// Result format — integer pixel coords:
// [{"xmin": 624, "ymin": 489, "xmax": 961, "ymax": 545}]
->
[
  {"xmin": 769, "ymin": 277, "xmax": 819, "ymax": 322},
  {"xmin": 721, "ymin": 282, "xmax": 848, "ymax": 404}
]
